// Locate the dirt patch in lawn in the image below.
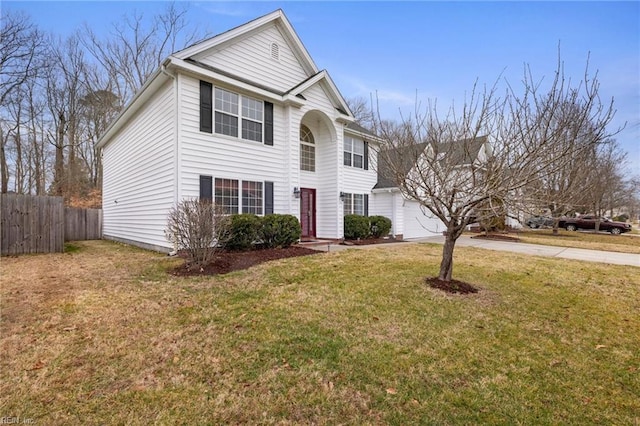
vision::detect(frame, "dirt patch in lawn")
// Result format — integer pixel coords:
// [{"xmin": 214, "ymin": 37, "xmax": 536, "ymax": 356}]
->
[
  {"xmin": 170, "ymin": 246, "xmax": 320, "ymax": 276},
  {"xmin": 425, "ymin": 277, "xmax": 479, "ymax": 294}
]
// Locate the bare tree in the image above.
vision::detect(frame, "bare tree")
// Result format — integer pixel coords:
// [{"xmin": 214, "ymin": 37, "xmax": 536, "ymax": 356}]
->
[
  {"xmin": 0, "ymin": 10, "xmax": 45, "ymax": 193},
  {"xmin": 0, "ymin": 11, "xmax": 45, "ymax": 106},
  {"xmin": 518, "ymin": 100, "xmax": 610, "ymax": 230},
  {"xmin": 377, "ymin": 59, "xmax": 617, "ymax": 283},
  {"xmin": 78, "ymin": 86, "xmax": 120, "ymax": 189},
  {"xmin": 582, "ymin": 140, "xmax": 628, "ymax": 228},
  {"xmin": 346, "ymin": 96, "xmax": 376, "ymax": 130},
  {"xmin": 81, "ymin": 2, "xmax": 202, "ymax": 103}
]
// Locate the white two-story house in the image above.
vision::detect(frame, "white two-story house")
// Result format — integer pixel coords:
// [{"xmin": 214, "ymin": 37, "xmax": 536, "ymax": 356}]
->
[{"xmin": 98, "ymin": 9, "xmax": 384, "ymax": 252}]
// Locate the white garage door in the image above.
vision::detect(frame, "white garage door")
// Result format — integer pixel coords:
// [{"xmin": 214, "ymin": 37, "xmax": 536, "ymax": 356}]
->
[{"xmin": 402, "ymin": 201, "xmax": 444, "ymax": 238}]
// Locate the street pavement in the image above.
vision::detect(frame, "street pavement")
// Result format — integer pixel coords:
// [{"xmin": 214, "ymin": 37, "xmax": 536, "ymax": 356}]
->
[{"xmin": 310, "ymin": 235, "xmax": 640, "ymax": 267}]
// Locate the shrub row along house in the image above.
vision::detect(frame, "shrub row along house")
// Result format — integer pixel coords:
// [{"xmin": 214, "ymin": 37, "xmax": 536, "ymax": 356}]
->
[{"xmin": 98, "ymin": 9, "xmax": 446, "ymax": 252}]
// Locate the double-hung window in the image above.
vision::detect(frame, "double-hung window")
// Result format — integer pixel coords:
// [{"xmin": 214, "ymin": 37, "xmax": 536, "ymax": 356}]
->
[
  {"xmin": 214, "ymin": 88, "xmax": 239, "ymax": 137},
  {"xmin": 242, "ymin": 181, "xmax": 263, "ymax": 215},
  {"xmin": 344, "ymin": 136, "xmax": 367, "ymax": 169},
  {"xmin": 201, "ymin": 81, "xmax": 273, "ymax": 145},
  {"xmin": 214, "ymin": 178, "xmax": 239, "ymax": 214},
  {"xmin": 343, "ymin": 193, "xmax": 368, "ymax": 216},
  {"xmin": 212, "ymin": 178, "xmax": 269, "ymax": 215},
  {"xmin": 241, "ymin": 97, "xmax": 263, "ymax": 142}
]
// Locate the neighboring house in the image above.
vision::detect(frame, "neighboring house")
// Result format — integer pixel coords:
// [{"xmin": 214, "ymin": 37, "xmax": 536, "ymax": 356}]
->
[
  {"xmin": 98, "ymin": 10, "xmax": 381, "ymax": 252},
  {"xmin": 373, "ymin": 136, "xmax": 493, "ymax": 238}
]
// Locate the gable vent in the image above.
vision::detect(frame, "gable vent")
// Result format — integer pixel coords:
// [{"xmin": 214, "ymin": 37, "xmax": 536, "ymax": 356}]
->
[{"xmin": 270, "ymin": 42, "xmax": 279, "ymax": 60}]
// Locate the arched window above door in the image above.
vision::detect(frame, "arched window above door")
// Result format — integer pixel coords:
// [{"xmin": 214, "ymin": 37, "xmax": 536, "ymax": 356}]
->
[{"xmin": 300, "ymin": 124, "xmax": 315, "ymax": 172}]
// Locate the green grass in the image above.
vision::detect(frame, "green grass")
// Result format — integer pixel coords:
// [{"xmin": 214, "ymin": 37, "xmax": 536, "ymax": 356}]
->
[
  {"xmin": 513, "ymin": 229, "xmax": 640, "ymax": 254},
  {"xmin": 63, "ymin": 242, "xmax": 82, "ymax": 253},
  {"xmin": 1, "ymin": 240, "xmax": 638, "ymax": 424}
]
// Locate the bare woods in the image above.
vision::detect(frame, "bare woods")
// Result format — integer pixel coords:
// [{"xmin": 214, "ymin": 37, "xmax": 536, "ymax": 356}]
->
[{"xmin": 0, "ymin": 5, "xmax": 205, "ymax": 206}]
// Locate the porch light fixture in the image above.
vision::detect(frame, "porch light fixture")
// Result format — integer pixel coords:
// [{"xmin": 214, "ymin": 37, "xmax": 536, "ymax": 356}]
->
[
  {"xmin": 293, "ymin": 187, "xmax": 301, "ymax": 198},
  {"xmin": 339, "ymin": 191, "xmax": 345, "ymax": 202}
]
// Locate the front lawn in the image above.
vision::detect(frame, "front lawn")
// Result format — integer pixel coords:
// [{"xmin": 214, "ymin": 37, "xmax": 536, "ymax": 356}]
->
[
  {"xmin": 1, "ymin": 240, "xmax": 638, "ymax": 424},
  {"xmin": 515, "ymin": 229, "xmax": 640, "ymax": 254}
]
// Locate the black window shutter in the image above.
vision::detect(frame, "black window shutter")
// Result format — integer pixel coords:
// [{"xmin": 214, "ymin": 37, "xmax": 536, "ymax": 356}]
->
[
  {"xmin": 199, "ymin": 175, "xmax": 212, "ymax": 201},
  {"xmin": 364, "ymin": 194, "xmax": 369, "ymax": 217},
  {"xmin": 265, "ymin": 181, "xmax": 274, "ymax": 214},
  {"xmin": 264, "ymin": 101, "xmax": 274, "ymax": 145},
  {"xmin": 200, "ymin": 81, "xmax": 212, "ymax": 133},
  {"xmin": 364, "ymin": 141, "xmax": 369, "ymax": 170}
]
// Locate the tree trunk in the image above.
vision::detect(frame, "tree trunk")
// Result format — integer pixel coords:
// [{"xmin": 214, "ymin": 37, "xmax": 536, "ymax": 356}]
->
[
  {"xmin": 438, "ymin": 231, "xmax": 457, "ymax": 281},
  {"xmin": 0, "ymin": 126, "xmax": 8, "ymax": 193},
  {"xmin": 67, "ymin": 117, "xmax": 77, "ymax": 196},
  {"xmin": 14, "ymin": 130, "xmax": 23, "ymax": 193},
  {"xmin": 53, "ymin": 113, "xmax": 66, "ymax": 196}
]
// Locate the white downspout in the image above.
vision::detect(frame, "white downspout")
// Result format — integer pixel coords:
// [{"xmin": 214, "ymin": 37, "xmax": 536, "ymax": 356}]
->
[
  {"xmin": 162, "ymin": 63, "xmax": 179, "ymax": 256},
  {"xmin": 391, "ymin": 190, "xmax": 397, "ymax": 238}
]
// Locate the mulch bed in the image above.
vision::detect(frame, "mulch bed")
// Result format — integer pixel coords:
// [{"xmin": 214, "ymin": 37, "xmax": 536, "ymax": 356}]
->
[
  {"xmin": 341, "ymin": 237, "xmax": 404, "ymax": 246},
  {"xmin": 170, "ymin": 246, "xmax": 320, "ymax": 277},
  {"xmin": 425, "ymin": 277, "xmax": 479, "ymax": 294}
]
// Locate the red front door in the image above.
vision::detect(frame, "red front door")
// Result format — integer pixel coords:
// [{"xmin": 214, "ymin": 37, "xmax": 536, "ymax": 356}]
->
[{"xmin": 300, "ymin": 188, "xmax": 316, "ymax": 239}]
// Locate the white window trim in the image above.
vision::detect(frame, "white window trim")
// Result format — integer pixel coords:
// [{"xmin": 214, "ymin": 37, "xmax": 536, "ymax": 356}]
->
[
  {"xmin": 214, "ymin": 87, "xmax": 264, "ymax": 143},
  {"xmin": 344, "ymin": 136, "xmax": 365, "ymax": 169},
  {"xmin": 342, "ymin": 192, "xmax": 365, "ymax": 216},
  {"xmin": 300, "ymin": 125, "xmax": 316, "ymax": 172},
  {"xmin": 215, "ymin": 177, "xmax": 265, "ymax": 215}
]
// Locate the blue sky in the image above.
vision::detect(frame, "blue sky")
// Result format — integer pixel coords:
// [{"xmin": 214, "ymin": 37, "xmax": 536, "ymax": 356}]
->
[{"xmin": 5, "ymin": 1, "xmax": 639, "ymax": 174}]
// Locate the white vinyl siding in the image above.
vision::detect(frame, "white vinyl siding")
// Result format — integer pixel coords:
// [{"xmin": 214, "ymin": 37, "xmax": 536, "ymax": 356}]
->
[
  {"xmin": 297, "ymin": 84, "xmax": 342, "ymax": 238},
  {"xmin": 192, "ymin": 23, "xmax": 309, "ymax": 93},
  {"xmin": 370, "ymin": 191, "xmax": 399, "ymax": 236},
  {"xmin": 100, "ymin": 13, "xmax": 401, "ymax": 248},
  {"xmin": 178, "ymin": 75, "xmax": 288, "ymax": 215},
  {"xmin": 102, "ymin": 80, "xmax": 175, "ymax": 250}
]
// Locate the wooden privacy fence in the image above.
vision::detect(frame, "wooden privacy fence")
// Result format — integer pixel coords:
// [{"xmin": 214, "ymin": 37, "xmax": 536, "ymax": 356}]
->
[
  {"xmin": 65, "ymin": 207, "xmax": 103, "ymax": 241},
  {"xmin": 1, "ymin": 194, "xmax": 103, "ymax": 255}
]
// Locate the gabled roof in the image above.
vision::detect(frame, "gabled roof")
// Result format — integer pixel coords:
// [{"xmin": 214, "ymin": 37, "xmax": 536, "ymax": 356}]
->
[
  {"xmin": 374, "ymin": 142, "xmax": 428, "ymax": 189},
  {"xmin": 98, "ymin": 9, "xmax": 356, "ymax": 149},
  {"xmin": 285, "ymin": 69, "xmax": 353, "ymax": 120},
  {"xmin": 433, "ymin": 136, "xmax": 488, "ymax": 167},
  {"xmin": 345, "ymin": 122, "xmax": 379, "ymax": 140},
  {"xmin": 374, "ymin": 136, "xmax": 489, "ymax": 189},
  {"xmin": 174, "ymin": 9, "xmax": 318, "ymax": 76}
]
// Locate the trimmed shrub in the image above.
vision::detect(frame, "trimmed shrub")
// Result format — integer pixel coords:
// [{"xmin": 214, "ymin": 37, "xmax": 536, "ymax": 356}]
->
[
  {"xmin": 165, "ymin": 199, "xmax": 230, "ymax": 268},
  {"xmin": 369, "ymin": 215, "xmax": 392, "ymax": 238},
  {"xmin": 224, "ymin": 214, "xmax": 262, "ymax": 251},
  {"xmin": 613, "ymin": 214, "xmax": 629, "ymax": 222},
  {"xmin": 344, "ymin": 214, "xmax": 371, "ymax": 240},
  {"xmin": 261, "ymin": 214, "xmax": 301, "ymax": 248}
]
